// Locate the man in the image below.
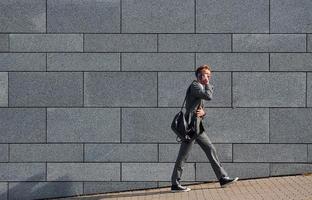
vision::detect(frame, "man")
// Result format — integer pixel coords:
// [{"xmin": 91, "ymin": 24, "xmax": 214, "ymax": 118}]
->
[{"xmin": 171, "ymin": 64, "xmax": 239, "ymax": 192}]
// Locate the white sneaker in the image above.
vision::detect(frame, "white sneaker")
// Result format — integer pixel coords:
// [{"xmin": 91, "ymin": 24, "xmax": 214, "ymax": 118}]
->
[{"xmin": 171, "ymin": 184, "xmax": 191, "ymax": 192}]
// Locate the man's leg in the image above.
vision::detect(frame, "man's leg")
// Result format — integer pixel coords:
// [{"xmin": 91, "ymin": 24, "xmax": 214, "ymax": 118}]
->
[
  {"xmin": 195, "ymin": 131, "xmax": 228, "ymax": 180},
  {"xmin": 171, "ymin": 139, "xmax": 195, "ymax": 186}
]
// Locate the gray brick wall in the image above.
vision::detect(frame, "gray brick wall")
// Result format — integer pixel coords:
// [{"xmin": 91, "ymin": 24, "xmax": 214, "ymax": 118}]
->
[{"xmin": 0, "ymin": 0, "xmax": 311, "ymax": 199}]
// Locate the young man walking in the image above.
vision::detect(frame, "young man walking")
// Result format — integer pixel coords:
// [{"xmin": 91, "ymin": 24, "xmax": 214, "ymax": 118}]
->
[{"xmin": 171, "ymin": 64, "xmax": 239, "ymax": 192}]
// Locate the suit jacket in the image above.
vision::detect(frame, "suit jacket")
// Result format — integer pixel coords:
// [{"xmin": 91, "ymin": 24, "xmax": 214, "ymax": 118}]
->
[{"xmin": 184, "ymin": 80, "xmax": 214, "ymax": 136}]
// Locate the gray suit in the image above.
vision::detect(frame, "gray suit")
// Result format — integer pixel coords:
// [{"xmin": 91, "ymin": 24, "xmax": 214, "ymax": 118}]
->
[{"xmin": 171, "ymin": 80, "xmax": 228, "ymax": 186}]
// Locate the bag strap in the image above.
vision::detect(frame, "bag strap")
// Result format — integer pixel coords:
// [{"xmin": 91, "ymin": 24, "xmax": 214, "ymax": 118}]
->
[{"xmin": 180, "ymin": 80, "xmax": 196, "ymax": 111}]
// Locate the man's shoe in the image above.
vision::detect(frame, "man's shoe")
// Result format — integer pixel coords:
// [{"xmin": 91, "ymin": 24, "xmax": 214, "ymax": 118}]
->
[
  {"xmin": 219, "ymin": 176, "xmax": 239, "ymax": 188},
  {"xmin": 171, "ymin": 184, "xmax": 191, "ymax": 192}
]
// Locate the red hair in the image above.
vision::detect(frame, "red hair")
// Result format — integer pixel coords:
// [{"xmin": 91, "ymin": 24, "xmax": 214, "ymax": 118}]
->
[{"xmin": 195, "ymin": 64, "xmax": 212, "ymax": 77}]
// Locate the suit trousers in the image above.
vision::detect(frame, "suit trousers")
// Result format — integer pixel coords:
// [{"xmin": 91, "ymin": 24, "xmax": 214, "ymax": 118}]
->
[{"xmin": 171, "ymin": 131, "xmax": 228, "ymax": 186}]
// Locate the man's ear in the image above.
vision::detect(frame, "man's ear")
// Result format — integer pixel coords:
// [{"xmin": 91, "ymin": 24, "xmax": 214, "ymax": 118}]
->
[{"xmin": 196, "ymin": 72, "xmax": 201, "ymax": 80}]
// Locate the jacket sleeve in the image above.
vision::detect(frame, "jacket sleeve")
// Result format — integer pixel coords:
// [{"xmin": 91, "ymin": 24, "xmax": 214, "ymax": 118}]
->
[{"xmin": 190, "ymin": 81, "xmax": 214, "ymax": 101}]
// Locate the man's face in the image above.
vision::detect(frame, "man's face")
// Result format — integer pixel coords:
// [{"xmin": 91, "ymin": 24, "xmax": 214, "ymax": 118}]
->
[{"xmin": 197, "ymin": 69, "xmax": 211, "ymax": 85}]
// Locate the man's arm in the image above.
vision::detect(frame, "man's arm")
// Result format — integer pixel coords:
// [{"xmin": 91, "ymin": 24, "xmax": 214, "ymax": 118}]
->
[{"xmin": 190, "ymin": 81, "xmax": 214, "ymax": 101}]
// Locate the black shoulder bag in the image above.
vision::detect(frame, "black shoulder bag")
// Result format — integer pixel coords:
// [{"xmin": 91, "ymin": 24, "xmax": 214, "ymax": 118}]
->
[{"xmin": 171, "ymin": 81, "xmax": 196, "ymax": 143}]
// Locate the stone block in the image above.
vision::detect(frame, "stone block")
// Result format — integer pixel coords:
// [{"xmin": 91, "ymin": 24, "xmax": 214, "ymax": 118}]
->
[
  {"xmin": 10, "ymin": 34, "xmax": 83, "ymax": 52},
  {"xmin": 122, "ymin": 0, "xmax": 194, "ymax": 33},
  {"xmin": 84, "ymin": 72, "xmax": 157, "ymax": 107},
  {"xmin": 196, "ymin": 0, "xmax": 269, "ymax": 33},
  {"xmin": 84, "ymin": 34, "xmax": 157, "ymax": 52},
  {"xmin": 47, "ymin": 0, "xmax": 120, "ymax": 33},
  {"xmin": 47, "ymin": 53, "xmax": 120, "ymax": 71},
  {"xmin": 10, "ymin": 144, "xmax": 83, "ymax": 162},
  {"xmin": 233, "ymin": 72, "xmax": 306, "ymax": 107},
  {"xmin": 47, "ymin": 108, "xmax": 120, "ymax": 142},
  {"xmin": 270, "ymin": 108, "xmax": 312, "ymax": 143},
  {"xmin": 233, "ymin": 34, "xmax": 306, "ymax": 52},
  {"xmin": 0, "ymin": 0, "xmax": 45, "ymax": 32},
  {"xmin": 233, "ymin": 144, "xmax": 307, "ymax": 162},
  {"xmin": 85, "ymin": 144, "xmax": 158, "ymax": 162},
  {"xmin": 47, "ymin": 163, "xmax": 120, "ymax": 181},
  {"xmin": 9, "ymin": 72, "xmax": 83, "ymax": 107},
  {"xmin": 0, "ymin": 108, "xmax": 46, "ymax": 143},
  {"xmin": 271, "ymin": 0, "xmax": 312, "ymax": 33},
  {"xmin": 158, "ymin": 34, "xmax": 231, "ymax": 52}
]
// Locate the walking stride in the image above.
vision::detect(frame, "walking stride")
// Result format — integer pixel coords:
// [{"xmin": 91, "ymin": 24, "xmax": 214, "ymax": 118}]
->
[{"xmin": 171, "ymin": 64, "xmax": 239, "ymax": 192}]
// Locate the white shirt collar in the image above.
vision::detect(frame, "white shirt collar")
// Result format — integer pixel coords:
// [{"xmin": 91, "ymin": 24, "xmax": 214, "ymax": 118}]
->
[{"xmin": 198, "ymin": 82, "xmax": 204, "ymax": 90}]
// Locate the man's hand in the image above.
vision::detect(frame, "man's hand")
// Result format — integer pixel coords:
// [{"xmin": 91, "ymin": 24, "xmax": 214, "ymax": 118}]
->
[
  {"xmin": 203, "ymin": 78, "xmax": 209, "ymax": 85},
  {"xmin": 196, "ymin": 107, "xmax": 205, "ymax": 117}
]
